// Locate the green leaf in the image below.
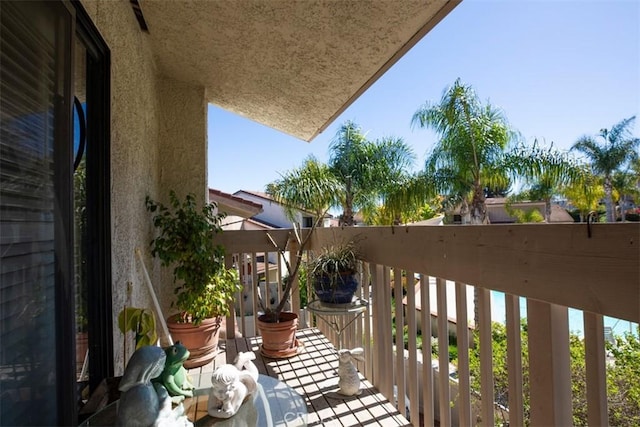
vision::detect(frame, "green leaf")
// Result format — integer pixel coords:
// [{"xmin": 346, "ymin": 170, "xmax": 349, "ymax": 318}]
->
[{"xmin": 118, "ymin": 307, "xmax": 142, "ymax": 334}]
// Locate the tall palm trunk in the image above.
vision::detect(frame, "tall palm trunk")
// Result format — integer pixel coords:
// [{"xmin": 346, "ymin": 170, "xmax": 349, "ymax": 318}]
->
[
  {"xmin": 470, "ymin": 183, "xmax": 489, "ymax": 224},
  {"xmin": 603, "ymin": 175, "xmax": 615, "ymax": 223},
  {"xmin": 341, "ymin": 177, "xmax": 355, "ymax": 226}
]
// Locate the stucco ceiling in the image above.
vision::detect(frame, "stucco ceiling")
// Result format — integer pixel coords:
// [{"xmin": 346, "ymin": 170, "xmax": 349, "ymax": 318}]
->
[{"xmin": 139, "ymin": 0, "xmax": 460, "ymax": 142}]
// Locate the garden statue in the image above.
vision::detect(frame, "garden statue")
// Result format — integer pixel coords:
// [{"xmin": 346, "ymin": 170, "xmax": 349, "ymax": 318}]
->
[
  {"xmin": 207, "ymin": 351, "xmax": 259, "ymax": 418},
  {"xmin": 154, "ymin": 342, "xmax": 195, "ymax": 403},
  {"xmin": 117, "ymin": 345, "xmax": 193, "ymax": 427},
  {"xmin": 337, "ymin": 347, "xmax": 365, "ymax": 396}
]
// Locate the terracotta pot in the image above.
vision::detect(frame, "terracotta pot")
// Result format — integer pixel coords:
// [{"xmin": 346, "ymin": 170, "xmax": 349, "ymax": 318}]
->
[
  {"xmin": 257, "ymin": 312, "xmax": 300, "ymax": 359},
  {"xmin": 167, "ymin": 315, "xmax": 221, "ymax": 368}
]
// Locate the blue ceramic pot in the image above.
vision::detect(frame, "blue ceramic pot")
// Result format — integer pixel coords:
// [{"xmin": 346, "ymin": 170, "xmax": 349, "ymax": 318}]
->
[{"xmin": 313, "ymin": 272, "xmax": 358, "ymax": 305}]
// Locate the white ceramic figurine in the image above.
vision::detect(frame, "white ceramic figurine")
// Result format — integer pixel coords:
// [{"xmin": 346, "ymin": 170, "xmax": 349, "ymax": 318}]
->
[
  {"xmin": 337, "ymin": 347, "xmax": 365, "ymax": 396},
  {"xmin": 207, "ymin": 351, "xmax": 259, "ymax": 418}
]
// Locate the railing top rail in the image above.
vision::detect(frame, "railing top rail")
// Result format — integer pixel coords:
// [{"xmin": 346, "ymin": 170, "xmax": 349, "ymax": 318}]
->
[{"xmin": 216, "ymin": 223, "xmax": 640, "ymax": 322}]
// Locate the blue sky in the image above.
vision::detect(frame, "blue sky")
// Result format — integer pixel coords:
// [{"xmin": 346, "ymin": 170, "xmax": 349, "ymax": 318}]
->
[{"xmin": 208, "ymin": 0, "xmax": 640, "ymax": 195}]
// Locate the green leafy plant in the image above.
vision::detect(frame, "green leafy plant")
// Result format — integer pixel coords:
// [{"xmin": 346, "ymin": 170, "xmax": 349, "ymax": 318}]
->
[
  {"xmin": 145, "ymin": 191, "xmax": 241, "ymax": 325},
  {"xmin": 118, "ymin": 307, "xmax": 158, "ymax": 349}
]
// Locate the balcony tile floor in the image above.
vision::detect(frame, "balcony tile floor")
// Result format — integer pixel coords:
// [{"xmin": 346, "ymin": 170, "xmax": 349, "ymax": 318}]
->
[{"xmin": 189, "ymin": 328, "xmax": 412, "ymax": 426}]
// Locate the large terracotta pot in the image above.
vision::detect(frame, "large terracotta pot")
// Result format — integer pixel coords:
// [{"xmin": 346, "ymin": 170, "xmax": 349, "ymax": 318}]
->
[
  {"xmin": 167, "ymin": 315, "xmax": 222, "ymax": 368},
  {"xmin": 257, "ymin": 312, "xmax": 300, "ymax": 359}
]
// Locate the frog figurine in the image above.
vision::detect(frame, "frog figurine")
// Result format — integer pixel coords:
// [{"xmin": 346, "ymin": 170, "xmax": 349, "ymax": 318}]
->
[
  {"xmin": 117, "ymin": 345, "xmax": 193, "ymax": 427},
  {"xmin": 154, "ymin": 342, "xmax": 195, "ymax": 403}
]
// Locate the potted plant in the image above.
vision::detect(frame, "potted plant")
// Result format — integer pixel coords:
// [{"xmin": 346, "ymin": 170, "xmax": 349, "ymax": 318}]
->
[
  {"xmin": 255, "ymin": 223, "xmax": 310, "ymax": 358},
  {"xmin": 309, "ymin": 241, "xmax": 360, "ymax": 306},
  {"xmin": 258, "ymin": 158, "xmax": 340, "ymax": 358},
  {"xmin": 145, "ymin": 191, "xmax": 241, "ymax": 368}
]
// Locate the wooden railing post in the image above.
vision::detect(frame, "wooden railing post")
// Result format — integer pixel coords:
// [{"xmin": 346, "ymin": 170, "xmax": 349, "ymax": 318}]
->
[
  {"xmin": 406, "ymin": 270, "xmax": 420, "ymax": 426},
  {"xmin": 478, "ymin": 287, "xmax": 494, "ymax": 427},
  {"xmin": 289, "ymin": 239, "xmax": 301, "ymax": 319},
  {"xmin": 527, "ymin": 300, "xmax": 572, "ymax": 426},
  {"xmin": 394, "ymin": 268, "xmax": 407, "ymax": 418},
  {"xmin": 505, "ymin": 293, "xmax": 524, "ymax": 427},
  {"xmin": 584, "ymin": 312, "xmax": 608, "ymax": 426},
  {"xmin": 420, "ymin": 274, "xmax": 435, "ymax": 426},
  {"xmin": 436, "ymin": 278, "xmax": 451, "ymax": 426},
  {"xmin": 455, "ymin": 282, "xmax": 472, "ymax": 426}
]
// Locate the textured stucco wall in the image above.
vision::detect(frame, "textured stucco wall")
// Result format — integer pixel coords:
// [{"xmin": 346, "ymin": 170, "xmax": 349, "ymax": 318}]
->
[
  {"xmin": 81, "ymin": 0, "xmax": 209, "ymax": 374},
  {"xmin": 154, "ymin": 77, "xmax": 208, "ymax": 323},
  {"xmin": 81, "ymin": 0, "xmax": 163, "ymax": 374},
  {"xmin": 157, "ymin": 77, "xmax": 207, "ymax": 203}
]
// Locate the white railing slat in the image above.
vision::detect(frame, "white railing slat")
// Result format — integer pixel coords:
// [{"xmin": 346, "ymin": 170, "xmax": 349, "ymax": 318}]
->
[
  {"xmin": 381, "ymin": 266, "xmax": 395, "ymax": 402},
  {"xmin": 394, "ymin": 268, "xmax": 407, "ymax": 418},
  {"xmin": 506, "ymin": 293, "xmax": 524, "ymax": 427},
  {"xmin": 478, "ymin": 287, "xmax": 494, "ymax": 427},
  {"xmin": 527, "ymin": 300, "xmax": 572, "ymax": 426},
  {"xmin": 406, "ymin": 270, "xmax": 420, "ymax": 426},
  {"xmin": 363, "ymin": 263, "xmax": 373, "ymax": 382},
  {"xmin": 420, "ymin": 274, "xmax": 435, "ymax": 426},
  {"xmin": 455, "ymin": 282, "xmax": 472, "ymax": 426},
  {"xmin": 436, "ymin": 277, "xmax": 451, "ymax": 427},
  {"xmin": 584, "ymin": 311, "xmax": 608, "ymax": 426}
]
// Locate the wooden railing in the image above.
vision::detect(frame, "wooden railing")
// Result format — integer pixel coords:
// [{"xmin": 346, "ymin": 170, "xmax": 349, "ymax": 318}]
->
[{"xmin": 217, "ymin": 223, "xmax": 639, "ymax": 426}]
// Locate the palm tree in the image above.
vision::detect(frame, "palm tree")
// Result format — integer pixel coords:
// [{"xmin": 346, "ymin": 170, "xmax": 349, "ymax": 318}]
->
[
  {"xmin": 266, "ymin": 155, "xmax": 339, "ymax": 227},
  {"xmin": 366, "ymin": 170, "xmax": 436, "ymax": 225},
  {"xmin": 561, "ymin": 169, "xmax": 605, "ymax": 222},
  {"xmin": 571, "ymin": 116, "xmax": 640, "ymax": 222},
  {"xmin": 506, "ymin": 141, "xmax": 582, "ymax": 222},
  {"xmin": 612, "ymin": 170, "xmax": 639, "ymax": 222},
  {"xmin": 328, "ymin": 121, "xmax": 416, "ymax": 226},
  {"xmin": 268, "ymin": 121, "xmax": 419, "ymax": 227},
  {"xmin": 412, "ymin": 78, "xmax": 517, "ymax": 224},
  {"xmin": 264, "ymin": 156, "xmax": 340, "ymax": 319}
]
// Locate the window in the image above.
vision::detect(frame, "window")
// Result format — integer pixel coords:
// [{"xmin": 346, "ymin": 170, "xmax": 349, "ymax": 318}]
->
[{"xmin": 302, "ymin": 216, "xmax": 313, "ymax": 228}]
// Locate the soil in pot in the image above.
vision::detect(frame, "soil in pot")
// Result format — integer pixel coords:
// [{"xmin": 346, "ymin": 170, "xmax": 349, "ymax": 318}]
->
[
  {"xmin": 313, "ymin": 272, "xmax": 359, "ymax": 306},
  {"xmin": 257, "ymin": 312, "xmax": 302, "ymax": 359},
  {"xmin": 167, "ymin": 315, "xmax": 221, "ymax": 369}
]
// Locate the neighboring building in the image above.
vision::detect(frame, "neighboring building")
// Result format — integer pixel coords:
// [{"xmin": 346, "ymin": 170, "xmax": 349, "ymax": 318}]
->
[
  {"xmin": 485, "ymin": 198, "xmax": 574, "ymax": 223},
  {"xmin": 208, "ymin": 188, "xmax": 265, "ymax": 231},
  {"xmin": 448, "ymin": 198, "xmax": 575, "ymax": 224},
  {"xmin": 233, "ymin": 190, "xmax": 331, "ymax": 229}
]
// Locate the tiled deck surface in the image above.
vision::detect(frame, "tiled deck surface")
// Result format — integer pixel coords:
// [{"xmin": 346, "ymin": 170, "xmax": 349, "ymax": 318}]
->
[{"xmin": 191, "ymin": 328, "xmax": 411, "ymax": 426}]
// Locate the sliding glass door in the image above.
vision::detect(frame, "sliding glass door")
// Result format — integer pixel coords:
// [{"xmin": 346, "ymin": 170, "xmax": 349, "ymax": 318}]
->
[
  {"xmin": 1, "ymin": 2, "xmax": 110, "ymax": 425},
  {"xmin": 0, "ymin": 2, "xmax": 74, "ymax": 424}
]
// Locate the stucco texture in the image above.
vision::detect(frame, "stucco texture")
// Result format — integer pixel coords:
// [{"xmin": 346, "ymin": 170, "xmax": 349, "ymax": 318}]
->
[
  {"xmin": 80, "ymin": 0, "xmax": 209, "ymax": 373},
  {"xmin": 140, "ymin": 0, "xmax": 455, "ymax": 141}
]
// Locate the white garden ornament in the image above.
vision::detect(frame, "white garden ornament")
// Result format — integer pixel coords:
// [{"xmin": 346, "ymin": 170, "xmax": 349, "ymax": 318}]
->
[{"xmin": 337, "ymin": 347, "xmax": 365, "ymax": 396}]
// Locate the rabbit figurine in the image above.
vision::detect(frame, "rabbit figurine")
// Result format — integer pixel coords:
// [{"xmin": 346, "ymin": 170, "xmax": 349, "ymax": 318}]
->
[{"xmin": 337, "ymin": 347, "xmax": 365, "ymax": 396}]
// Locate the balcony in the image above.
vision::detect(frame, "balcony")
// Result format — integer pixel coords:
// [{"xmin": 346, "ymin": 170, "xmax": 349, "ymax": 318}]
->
[{"xmin": 216, "ymin": 223, "xmax": 639, "ymax": 426}]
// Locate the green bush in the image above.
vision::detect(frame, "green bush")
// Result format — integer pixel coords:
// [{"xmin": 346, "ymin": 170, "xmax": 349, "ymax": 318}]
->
[{"xmin": 468, "ymin": 322, "xmax": 640, "ymax": 426}]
